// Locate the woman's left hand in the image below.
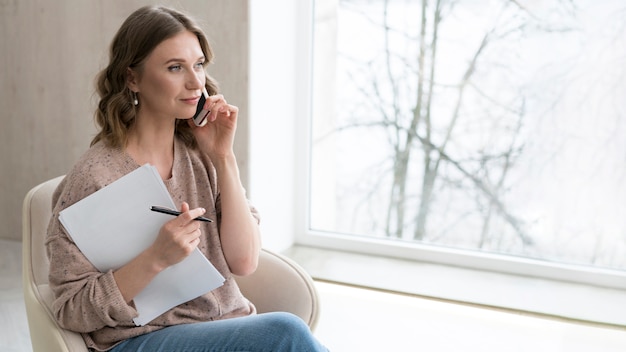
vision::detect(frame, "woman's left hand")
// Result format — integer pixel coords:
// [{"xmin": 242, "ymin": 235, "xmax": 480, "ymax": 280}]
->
[
  {"xmin": 186, "ymin": 94, "xmax": 261, "ymax": 276},
  {"xmin": 188, "ymin": 94, "xmax": 238, "ymax": 160}
]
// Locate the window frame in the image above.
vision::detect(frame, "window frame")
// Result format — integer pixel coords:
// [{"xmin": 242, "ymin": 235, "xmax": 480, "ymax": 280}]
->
[{"xmin": 295, "ymin": 0, "xmax": 626, "ymax": 289}]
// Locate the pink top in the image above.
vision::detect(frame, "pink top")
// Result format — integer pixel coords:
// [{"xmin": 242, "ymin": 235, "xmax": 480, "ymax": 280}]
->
[{"xmin": 46, "ymin": 138, "xmax": 258, "ymax": 351}]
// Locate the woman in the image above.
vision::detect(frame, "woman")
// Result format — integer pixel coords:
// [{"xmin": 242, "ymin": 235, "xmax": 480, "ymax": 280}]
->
[{"xmin": 46, "ymin": 5, "xmax": 327, "ymax": 352}]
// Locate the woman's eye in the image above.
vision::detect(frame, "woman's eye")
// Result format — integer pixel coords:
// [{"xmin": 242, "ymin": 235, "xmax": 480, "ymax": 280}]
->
[
  {"xmin": 168, "ymin": 64, "xmax": 182, "ymax": 72},
  {"xmin": 194, "ymin": 62, "xmax": 205, "ymax": 70}
]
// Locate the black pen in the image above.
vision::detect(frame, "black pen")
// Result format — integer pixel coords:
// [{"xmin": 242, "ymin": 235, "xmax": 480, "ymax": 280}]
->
[{"xmin": 150, "ymin": 205, "xmax": 213, "ymax": 222}]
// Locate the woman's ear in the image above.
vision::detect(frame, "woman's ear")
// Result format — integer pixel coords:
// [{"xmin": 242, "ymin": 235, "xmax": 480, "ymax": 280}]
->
[{"xmin": 126, "ymin": 67, "xmax": 139, "ymax": 92}]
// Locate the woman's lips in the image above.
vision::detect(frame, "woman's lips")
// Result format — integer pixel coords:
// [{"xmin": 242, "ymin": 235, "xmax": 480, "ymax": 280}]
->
[{"xmin": 182, "ymin": 96, "xmax": 201, "ymax": 105}]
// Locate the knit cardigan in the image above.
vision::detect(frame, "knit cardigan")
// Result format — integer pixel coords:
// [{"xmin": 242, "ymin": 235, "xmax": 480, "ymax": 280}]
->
[{"xmin": 45, "ymin": 138, "xmax": 258, "ymax": 351}]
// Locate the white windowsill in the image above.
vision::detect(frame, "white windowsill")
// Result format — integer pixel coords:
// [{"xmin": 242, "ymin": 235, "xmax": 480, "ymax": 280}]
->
[{"xmin": 283, "ymin": 245, "xmax": 626, "ymax": 328}]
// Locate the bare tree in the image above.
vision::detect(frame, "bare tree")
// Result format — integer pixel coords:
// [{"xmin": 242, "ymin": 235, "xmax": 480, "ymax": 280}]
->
[{"xmin": 334, "ymin": 0, "xmax": 578, "ymax": 245}]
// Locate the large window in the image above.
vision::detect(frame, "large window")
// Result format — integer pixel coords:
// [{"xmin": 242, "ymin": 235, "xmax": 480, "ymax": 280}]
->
[{"xmin": 305, "ymin": 0, "xmax": 626, "ymax": 282}]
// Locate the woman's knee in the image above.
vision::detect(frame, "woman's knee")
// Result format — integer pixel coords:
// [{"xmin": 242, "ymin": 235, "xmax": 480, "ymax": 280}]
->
[
  {"xmin": 261, "ymin": 312, "xmax": 310, "ymax": 332},
  {"xmin": 258, "ymin": 312, "xmax": 327, "ymax": 351}
]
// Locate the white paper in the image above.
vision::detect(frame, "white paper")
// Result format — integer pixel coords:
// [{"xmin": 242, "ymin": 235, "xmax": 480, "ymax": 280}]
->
[{"xmin": 59, "ymin": 164, "xmax": 225, "ymax": 326}]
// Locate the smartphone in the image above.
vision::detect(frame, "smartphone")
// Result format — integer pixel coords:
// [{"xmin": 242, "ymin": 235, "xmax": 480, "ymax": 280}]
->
[{"xmin": 192, "ymin": 87, "xmax": 210, "ymax": 127}]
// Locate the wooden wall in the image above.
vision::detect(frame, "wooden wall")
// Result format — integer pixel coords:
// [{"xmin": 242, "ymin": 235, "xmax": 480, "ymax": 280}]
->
[{"xmin": 0, "ymin": 0, "xmax": 249, "ymax": 240}]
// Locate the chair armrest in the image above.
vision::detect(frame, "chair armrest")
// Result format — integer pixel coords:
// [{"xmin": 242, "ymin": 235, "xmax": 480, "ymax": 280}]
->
[{"xmin": 234, "ymin": 249, "xmax": 320, "ymax": 330}]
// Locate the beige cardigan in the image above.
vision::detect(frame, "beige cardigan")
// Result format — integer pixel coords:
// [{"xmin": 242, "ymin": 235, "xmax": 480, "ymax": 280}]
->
[{"xmin": 45, "ymin": 138, "xmax": 257, "ymax": 351}]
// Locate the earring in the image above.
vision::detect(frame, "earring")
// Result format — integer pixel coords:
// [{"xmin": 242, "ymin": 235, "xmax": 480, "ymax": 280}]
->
[{"xmin": 132, "ymin": 91, "xmax": 138, "ymax": 106}]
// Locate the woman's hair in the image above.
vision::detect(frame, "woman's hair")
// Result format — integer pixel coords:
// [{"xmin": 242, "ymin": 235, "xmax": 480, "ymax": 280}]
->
[{"xmin": 91, "ymin": 5, "xmax": 218, "ymax": 148}]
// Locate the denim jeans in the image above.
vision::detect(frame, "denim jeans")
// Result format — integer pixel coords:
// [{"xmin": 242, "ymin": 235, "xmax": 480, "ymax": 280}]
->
[{"xmin": 109, "ymin": 312, "xmax": 328, "ymax": 352}]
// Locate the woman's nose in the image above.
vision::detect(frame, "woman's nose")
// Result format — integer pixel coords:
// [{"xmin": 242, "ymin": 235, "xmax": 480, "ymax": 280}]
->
[{"xmin": 187, "ymin": 70, "xmax": 205, "ymax": 89}]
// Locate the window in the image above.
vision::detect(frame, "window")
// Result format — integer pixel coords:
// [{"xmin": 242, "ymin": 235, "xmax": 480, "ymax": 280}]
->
[{"xmin": 302, "ymin": 0, "xmax": 626, "ymax": 287}]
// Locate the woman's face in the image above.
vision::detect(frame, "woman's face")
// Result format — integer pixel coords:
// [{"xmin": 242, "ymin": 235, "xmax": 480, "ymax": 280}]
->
[{"xmin": 130, "ymin": 30, "xmax": 206, "ymax": 122}]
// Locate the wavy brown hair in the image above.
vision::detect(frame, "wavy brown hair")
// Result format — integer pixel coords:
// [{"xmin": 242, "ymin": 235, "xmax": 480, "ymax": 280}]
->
[{"xmin": 91, "ymin": 5, "xmax": 219, "ymax": 149}]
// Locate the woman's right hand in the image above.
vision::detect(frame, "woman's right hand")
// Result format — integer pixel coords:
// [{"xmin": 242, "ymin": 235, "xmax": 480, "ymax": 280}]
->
[
  {"xmin": 149, "ymin": 202, "xmax": 206, "ymax": 270},
  {"xmin": 113, "ymin": 202, "xmax": 206, "ymax": 303}
]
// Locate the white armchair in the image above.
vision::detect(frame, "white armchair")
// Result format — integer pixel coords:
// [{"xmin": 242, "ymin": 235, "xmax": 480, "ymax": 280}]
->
[{"xmin": 22, "ymin": 176, "xmax": 319, "ymax": 352}]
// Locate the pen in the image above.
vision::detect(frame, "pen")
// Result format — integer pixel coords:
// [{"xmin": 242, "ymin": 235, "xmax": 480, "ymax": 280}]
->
[{"xmin": 150, "ymin": 205, "xmax": 213, "ymax": 222}]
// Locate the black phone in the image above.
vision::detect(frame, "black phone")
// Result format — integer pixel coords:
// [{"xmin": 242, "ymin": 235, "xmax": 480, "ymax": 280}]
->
[{"xmin": 192, "ymin": 88, "xmax": 210, "ymax": 127}]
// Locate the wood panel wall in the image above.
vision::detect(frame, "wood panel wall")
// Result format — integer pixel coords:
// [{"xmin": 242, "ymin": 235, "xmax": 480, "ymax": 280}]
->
[{"xmin": 0, "ymin": 0, "xmax": 249, "ymax": 240}]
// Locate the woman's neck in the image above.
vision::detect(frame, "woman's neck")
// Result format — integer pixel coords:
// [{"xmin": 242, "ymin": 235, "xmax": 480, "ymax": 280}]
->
[{"xmin": 125, "ymin": 118, "xmax": 176, "ymax": 180}]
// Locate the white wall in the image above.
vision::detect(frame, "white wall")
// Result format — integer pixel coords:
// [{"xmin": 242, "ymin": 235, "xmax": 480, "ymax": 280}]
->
[
  {"xmin": 249, "ymin": 1, "xmax": 311, "ymax": 251},
  {"xmin": 0, "ymin": 0, "xmax": 249, "ymax": 240}
]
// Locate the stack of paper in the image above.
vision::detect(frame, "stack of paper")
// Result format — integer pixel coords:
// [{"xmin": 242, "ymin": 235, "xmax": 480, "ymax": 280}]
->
[{"xmin": 59, "ymin": 164, "xmax": 225, "ymax": 326}]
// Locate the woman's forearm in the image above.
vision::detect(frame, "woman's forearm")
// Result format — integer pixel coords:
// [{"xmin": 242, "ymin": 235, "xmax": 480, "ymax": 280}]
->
[
  {"xmin": 113, "ymin": 249, "xmax": 163, "ymax": 303},
  {"xmin": 213, "ymin": 154, "xmax": 261, "ymax": 276}
]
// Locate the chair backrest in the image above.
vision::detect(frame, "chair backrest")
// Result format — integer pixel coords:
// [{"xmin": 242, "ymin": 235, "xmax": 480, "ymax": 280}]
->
[
  {"xmin": 22, "ymin": 176, "xmax": 88, "ymax": 352},
  {"xmin": 23, "ymin": 176, "xmax": 63, "ymax": 287},
  {"xmin": 22, "ymin": 176, "xmax": 319, "ymax": 352}
]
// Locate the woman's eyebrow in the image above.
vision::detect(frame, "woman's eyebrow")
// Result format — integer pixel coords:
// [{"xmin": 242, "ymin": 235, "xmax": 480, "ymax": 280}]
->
[
  {"xmin": 164, "ymin": 58, "xmax": 185, "ymax": 64},
  {"xmin": 164, "ymin": 56, "xmax": 205, "ymax": 64}
]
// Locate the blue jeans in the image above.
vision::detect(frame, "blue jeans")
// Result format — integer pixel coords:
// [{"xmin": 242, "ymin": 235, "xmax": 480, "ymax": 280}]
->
[{"xmin": 109, "ymin": 312, "xmax": 328, "ymax": 352}]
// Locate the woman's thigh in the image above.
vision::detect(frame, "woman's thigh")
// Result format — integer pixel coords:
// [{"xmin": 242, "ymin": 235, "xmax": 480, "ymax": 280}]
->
[{"xmin": 110, "ymin": 312, "xmax": 327, "ymax": 352}]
